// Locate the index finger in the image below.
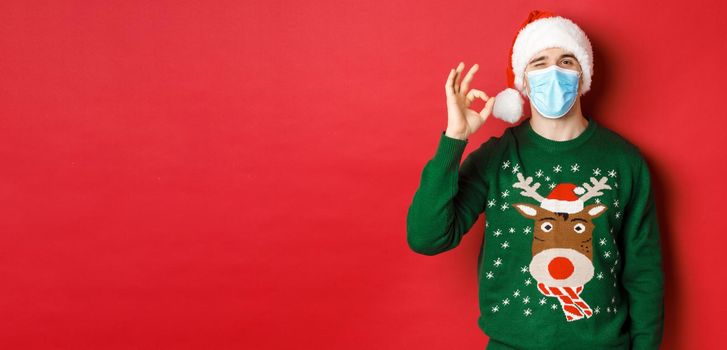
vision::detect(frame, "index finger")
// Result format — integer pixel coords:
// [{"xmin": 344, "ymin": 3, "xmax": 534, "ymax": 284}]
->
[{"xmin": 460, "ymin": 64, "xmax": 479, "ymax": 94}]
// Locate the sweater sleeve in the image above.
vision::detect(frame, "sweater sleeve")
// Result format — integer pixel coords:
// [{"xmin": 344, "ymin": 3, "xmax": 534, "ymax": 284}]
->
[
  {"xmin": 619, "ymin": 157, "xmax": 665, "ymax": 350},
  {"xmin": 406, "ymin": 131, "xmax": 493, "ymax": 256}
]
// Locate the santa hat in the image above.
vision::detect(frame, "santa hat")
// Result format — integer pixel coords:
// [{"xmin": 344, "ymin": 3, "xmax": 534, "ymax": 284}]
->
[
  {"xmin": 540, "ymin": 183, "xmax": 586, "ymax": 214},
  {"xmin": 491, "ymin": 10, "xmax": 594, "ymax": 123}
]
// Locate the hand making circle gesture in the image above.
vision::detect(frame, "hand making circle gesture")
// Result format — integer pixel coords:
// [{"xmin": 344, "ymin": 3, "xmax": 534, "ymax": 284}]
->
[{"xmin": 444, "ymin": 62, "xmax": 496, "ymax": 140}]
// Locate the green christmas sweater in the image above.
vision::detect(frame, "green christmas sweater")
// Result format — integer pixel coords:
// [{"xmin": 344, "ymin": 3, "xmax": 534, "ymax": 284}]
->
[{"xmin": 406, "ymin": 117, "xmax": 664, "ymax": 350}]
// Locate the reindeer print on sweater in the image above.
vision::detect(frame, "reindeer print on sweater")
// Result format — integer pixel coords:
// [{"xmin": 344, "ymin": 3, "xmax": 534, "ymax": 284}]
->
[
  {"xmin": 512, "ymin": 171, "xmax": 611, "ymax": 322},
  {"xmin": 482, "ymin": 162, "xmax": 622, "ymax": 323}
]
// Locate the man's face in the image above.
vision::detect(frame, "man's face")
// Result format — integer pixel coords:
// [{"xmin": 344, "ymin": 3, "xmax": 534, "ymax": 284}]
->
[{"xmin": 523, "ymin": 47, "xmax": 584, "ymax": 96}]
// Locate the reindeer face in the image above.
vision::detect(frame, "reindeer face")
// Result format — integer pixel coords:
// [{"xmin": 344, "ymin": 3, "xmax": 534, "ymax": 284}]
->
[
  {"xmin": 512, "ymin": 202, "xmax": 607, "ymax": 287},
  {"xmin": 512, "ymin": 203, "xmax": 607, "ymax": 257}
]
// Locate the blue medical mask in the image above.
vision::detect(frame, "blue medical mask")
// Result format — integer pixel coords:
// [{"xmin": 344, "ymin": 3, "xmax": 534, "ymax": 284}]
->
[{"xmin": 526, "ymin": 65, "xmax": 582, "ymax": 119}]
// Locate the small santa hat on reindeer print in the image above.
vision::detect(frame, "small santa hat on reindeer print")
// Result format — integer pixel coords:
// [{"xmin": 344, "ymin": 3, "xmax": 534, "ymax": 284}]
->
[
  {"xmin": 491, "ymin": 10, "xmax": 594, "ymax": 123},
  {"xmin": 540, "ymin": 183, "xmax": 586, "ymax": 214}
]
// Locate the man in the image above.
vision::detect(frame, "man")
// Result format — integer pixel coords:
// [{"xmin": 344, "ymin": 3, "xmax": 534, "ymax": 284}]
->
[{"xmin": 406, "ymin": 10, "xmax": 665, "ymax": 350}]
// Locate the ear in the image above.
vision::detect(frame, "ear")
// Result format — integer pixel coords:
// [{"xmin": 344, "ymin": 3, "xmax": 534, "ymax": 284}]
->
[
  {"xmin": 584, "ymin": 203, "xmax": 608, "ymax": 218},
  {"xmin": 511, "ymin": 203, "xmax": 540, "ymax": 218}
]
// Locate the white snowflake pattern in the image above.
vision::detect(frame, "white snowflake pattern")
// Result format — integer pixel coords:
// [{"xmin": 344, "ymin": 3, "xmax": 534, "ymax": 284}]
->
[
  {"xmin": 599, "ymin": 238, "xmax": 607, "ymax": 246},
  {"xmin": 493, "ymin": 258, "xmax": 503, "ymax": 267},
  {"xmin": 606, "ymin": 307, "xmax": 612, "ymax": 313},
  {"xmin": 551, "ymin": 303, "xmax": 558, "ymax": 310},
  {"xmin": 502, "ymin": 160, "xmax": 510, "ymax": 169},
  {"xmin": 596, "ymin": 272, "xmax": 605, "ymax": 280},
  {"xmin": 512, "ymin": 164, "xmax": 520, "ymax": 174},
  {"xmin": 595, "ymin": 198, "xmax": 601, "ymax": 204},
  {"xmin": 615, "ymin": 211, "xmax": 621, "ymax": 219},
  {"xmin": 593, "ymin": 168, "xmax": 602, "ymax": 176},
  {"xmin": 524, "ymin": 278, "xmax": 532, "ymax": 286},
  {"xmin": 513, "ymin": 289, "xmax": 521, "ymax": 297},
  {"xmin": 493, "ymin": 229, "xmax": 503, "ymax": 237},
  {"xmin": 487, "ymin": 199, "xmax": 496, "ymax": 208},
  {"xmin": 523, "ymin": 226, "xmax": 532, "ymax": 234},
  {"xmin": 549, "ymin": 183, "xmax": 556, "ymax": 189},
  {"xmin": 520, "ymin": 266, "xmax": 529, "ymax": 273},
  {"xmin": 502, "ymin": 298, "xmax": 510, "ymax": 306},
  {"xmin": 535, "ymin": 169, "xmax": 544, "ymax": 178},
  {"xmin": 500, "ymin": 203, "xmax": 509, "ymax": 211},
  {"xmin": 594, "ymin": 306, "xmax": 601, "ymax": 314},
  {"xmin": 522, "ymin": 296, "xmax": 530, "ymax": 304},
  {"xmin": 553, "ymin": 165, "xmax": 562, "ymax": 173},
  {"xmin": 485, "ymin": 271, "xmax": 494, "ymax": 279},
  {"xmin": 545, "ymin": 176, "xmax": 551, "ymax": 181},
  {"xmin": 539, "ymin": 297, "xmax": 547, "ymax": 305},
  {"xmin": 501, "ymin": 189, "xmax": 510, "ymax": 198},
  {"xmin": 508, "ymin": 227, "xmax": 516, "ymax": 234},
  {"xmin": 524, "ymin": 308, "xmax": 532, "ymax": 316},
  {"xmin": 501, "ymin": 241, "xmax": 510, "ymax": 249},
  {"xmin": 608, "ymin": 169, "xmax": 617, "ymax": 178},
  {"xmin": 613, "ymin": 199, "xmax": 619, "ymax": 208},
  {"xmin": 571, "ymin": 163, "xmax": 580, "ymax": 172},
  {"xmin": 491, "ymin": 305, "xmax": 499, "ymax": 313},
  {"xmin": 611, "ymin": 296, "xmax": 616, "ymax": 304},
  {"xmin": 604, "ymin": 251, "xmax": 611, "ymax": 258}
]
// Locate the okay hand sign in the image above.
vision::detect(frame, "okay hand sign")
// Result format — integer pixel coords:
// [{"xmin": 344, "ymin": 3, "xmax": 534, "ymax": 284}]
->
[{"xmin": 444, "ymin": 62, "xmax": 496, "ymax": 140}]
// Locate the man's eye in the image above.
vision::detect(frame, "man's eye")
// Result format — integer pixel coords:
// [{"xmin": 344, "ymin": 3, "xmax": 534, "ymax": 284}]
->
[{"xmin": 535, "ymin": 64, "xmax": 544, "ymax": 67}]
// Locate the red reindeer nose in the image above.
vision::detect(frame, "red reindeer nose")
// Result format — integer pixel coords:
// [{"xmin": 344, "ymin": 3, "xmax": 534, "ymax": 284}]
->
[{"xmin": 548, "ymin": 257, "xmax": 574, "ymax": 280}]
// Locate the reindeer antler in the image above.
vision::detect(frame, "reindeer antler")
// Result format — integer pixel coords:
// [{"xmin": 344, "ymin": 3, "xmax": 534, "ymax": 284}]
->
[
  {"xmin": 512, "ymin": 172, "xmax": 545, "ymax": 203},
  {"xmin": 579, "ymin": 176, "xmax": 612, "ymax": 203}
]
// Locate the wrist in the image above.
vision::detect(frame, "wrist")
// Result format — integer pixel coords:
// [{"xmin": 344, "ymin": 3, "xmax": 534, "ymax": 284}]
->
[{"xmin": 445, "ymin": 129, "xmax": 468, "ymax": 140}]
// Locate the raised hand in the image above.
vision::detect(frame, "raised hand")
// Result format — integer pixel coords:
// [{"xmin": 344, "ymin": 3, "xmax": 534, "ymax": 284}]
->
[{"xmin": 444, "ymin": 62, "xmax": 496, "ymax": 140}]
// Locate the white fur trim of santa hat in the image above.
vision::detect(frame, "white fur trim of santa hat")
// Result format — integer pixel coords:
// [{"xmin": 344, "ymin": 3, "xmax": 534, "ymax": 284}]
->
[{"xmin": 540, "ymin": 198, "xmax": 584, "ymax": 214}]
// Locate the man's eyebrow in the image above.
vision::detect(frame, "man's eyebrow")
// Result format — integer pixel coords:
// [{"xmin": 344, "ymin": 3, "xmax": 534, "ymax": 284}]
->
[{"xmin": 529, "ymin": 53, "xmax": 577, "ymax": 64}]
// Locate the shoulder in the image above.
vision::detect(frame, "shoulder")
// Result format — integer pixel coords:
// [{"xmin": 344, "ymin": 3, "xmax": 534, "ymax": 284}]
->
[
  {"xmin": 460, "ymin": 127, "xmax": 512, "ymax": 173},
  {"xmin": 593, "ymin": 122, "xmax": 647, "ymax": 165},
  {"xmin": 481, "ymin": 123, "xmax": 520, "ymax": 148},
  {"xmin": 593, "ymin": 123, "xmax": 655, "ymax": 202},
  {"xmin": 464, "ymin": 122, "xmax": 524, "ymax": 161},
  {"xmin": 464, "ymin": 135, "xmax": 501, "ymax": 164}
]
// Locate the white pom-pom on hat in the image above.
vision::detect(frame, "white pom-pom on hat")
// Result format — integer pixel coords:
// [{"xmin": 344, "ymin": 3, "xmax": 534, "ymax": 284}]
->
[{"xmin": 492, "ymin": 88, "xmax": 524, "ymax": 123}]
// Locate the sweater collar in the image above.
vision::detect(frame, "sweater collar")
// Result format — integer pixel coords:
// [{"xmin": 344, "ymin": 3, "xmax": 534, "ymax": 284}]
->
[{"xmin": 516, "ymin": 116, "xmax": 598, "ymax": 153}]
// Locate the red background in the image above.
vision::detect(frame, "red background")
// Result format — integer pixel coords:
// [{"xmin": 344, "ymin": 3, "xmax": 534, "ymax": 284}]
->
[{"xmin": 1, "ymin": 1, "xmax": 725, "ymax": 349}]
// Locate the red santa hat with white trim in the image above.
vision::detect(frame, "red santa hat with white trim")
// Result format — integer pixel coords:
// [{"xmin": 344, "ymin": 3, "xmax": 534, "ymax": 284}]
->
[
  {"xmin": 540, "ymin": 183, "xmax": 586, "ymax": 214},
  {"xmin": 492, "ymin": 10, "xmax": 594, "ymax": 123}
]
